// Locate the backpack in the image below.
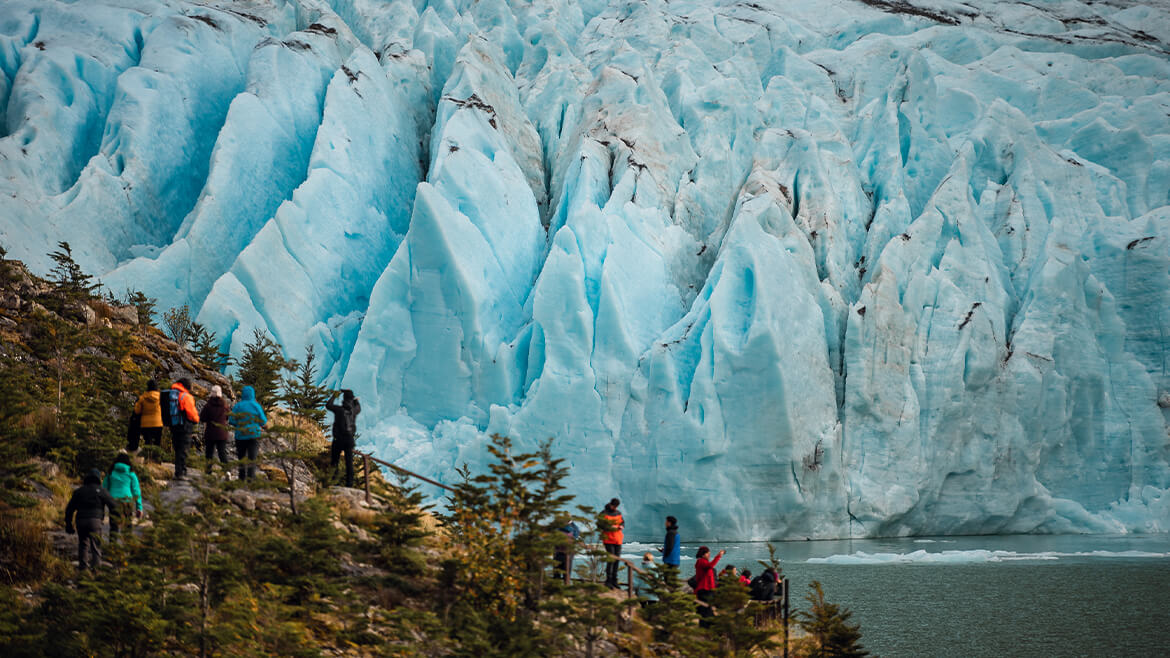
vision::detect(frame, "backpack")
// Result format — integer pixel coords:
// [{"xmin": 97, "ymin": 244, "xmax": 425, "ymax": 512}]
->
[
  {"xmin": 687, "ymin": 574, "xmax": 699, "ymax": 590},
  {"xmin": 159, "ymin": 389, "xmax": 184, "ymax": 427}
]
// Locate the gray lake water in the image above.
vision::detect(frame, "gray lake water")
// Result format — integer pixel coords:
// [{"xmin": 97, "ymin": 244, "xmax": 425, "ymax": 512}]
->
[{"xmin": 620, "ymin": 534, "xmax": 1170, "ymax": 657}]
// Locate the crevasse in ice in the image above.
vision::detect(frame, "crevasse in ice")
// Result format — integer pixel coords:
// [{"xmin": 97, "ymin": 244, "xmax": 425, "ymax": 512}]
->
[{"xmin": 2, "ymin": 0, "xmax": 1168, "ymax": 540}]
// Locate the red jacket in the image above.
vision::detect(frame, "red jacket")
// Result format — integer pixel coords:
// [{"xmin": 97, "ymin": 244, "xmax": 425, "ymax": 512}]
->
[
  {"xmin": 600, "ymin": 512, "xmax": 624, "ymax": 545},
  {"xmin": 694, "ymin": 553, "xmax": 722, "ymax": 592}
]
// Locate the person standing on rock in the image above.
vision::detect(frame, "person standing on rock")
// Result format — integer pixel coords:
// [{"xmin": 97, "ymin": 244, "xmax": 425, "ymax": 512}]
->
[
  {"xmin": 599, "ymin": 498, "xmax": 625, "ymax": 588},
  {"xmin": 103, "ymin": 453, "xmax": 142, "ymax": 535},
  {"xmin": 229, "ymin": 385, "xmax": 267, "ymax": 481},
  {"xmin": 131, "ymin": 380, "xmax": 164, "ymax": 454},
  {"xmin": 65, "ymin": 469, "xmax": 118, "ymax": 570},
  {"xmin": 166, "ymin": 378, "xmax": 200, "ymax": 480},
  {"xmin": 200, "ymin": 385, "xmax": 232, "ymax": 468},
  {"xmin": 325, "ymin": 389, "xmax": 361, "ymax": 487}
]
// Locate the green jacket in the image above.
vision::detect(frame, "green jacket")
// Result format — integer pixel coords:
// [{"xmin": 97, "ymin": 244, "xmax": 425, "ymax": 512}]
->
[{"xmin": 103, "ymin": 462, "xmax": 142, "ymax": 512}]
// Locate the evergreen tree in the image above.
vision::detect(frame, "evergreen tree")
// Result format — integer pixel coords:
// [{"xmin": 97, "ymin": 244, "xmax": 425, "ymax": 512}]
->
[
  {"xmin": 707, "ymin": 572, "xmax": 778, "ymax": 656},
  {"xmin": 795, "ymin": 581, "xmax": 868, "ymax": 658},
  {"xmin": 280, "ymin": 345, "xmax": 330, "ymax": 429},
  {"xmin": 190, "ymin": 322, "xmax": 231, "ymax": 371},
  {"xmin": 47, "ymin": 241, "xmax": 99, "ymax": 303},
  {"xmin": 122, "ymin": 289, "xmax": 157, "ymax": 328},
  {"xmin": 636, "ymin": 560, "xmax": 717, "ymax": 656},
  {"xmin": 235, "ymin": 328, "xmax": 287, "ymax": 407}
]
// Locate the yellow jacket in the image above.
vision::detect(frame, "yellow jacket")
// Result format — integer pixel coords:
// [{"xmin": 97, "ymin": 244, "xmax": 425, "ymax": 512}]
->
[{"xmin": 134, "ymin": 391, "xmax": 162, "ymax": 428}]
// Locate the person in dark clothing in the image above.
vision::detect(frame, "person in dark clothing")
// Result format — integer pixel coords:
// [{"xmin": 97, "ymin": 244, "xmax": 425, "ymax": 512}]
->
[
  {"xmin": 553, "ymin": 521, "xmax": 580, "ymax": 582},
  {"xmin": 169, "ymin": 378, "xmax": 199, "ymax": 479},
  {"xmin": 200, "ymin": 385, "xmax": 231, "ymax": 467},
  {"xmin": 599, "ymin": 498, "xmax": 624, "ymax": 588},
  {"xmin": 661, "ymin": 516, "xmax": 681, "ymax": 570},
  {"xmin": 325, "ymin": 389, "xmax": 361, "ymax": 487},
  {"xmin": 65, "ymin": 469, "xmax": 118, "ymax": 570},
  {"xmin": 750, "ymin": 567, "xmax": 780, "ymax": 601}
]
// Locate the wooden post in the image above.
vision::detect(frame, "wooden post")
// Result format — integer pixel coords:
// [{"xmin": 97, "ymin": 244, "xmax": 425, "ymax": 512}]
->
[
  {"xmin": 363, "ymin": 453, "xmax": 370, "ymax": 504},
  {"xmin": 782, "ymin": 577, "xmax": 790, "ymax": 658},
  {"xmin": 626, "ymin": 562, "xmax": 633, "ymax": 598}
]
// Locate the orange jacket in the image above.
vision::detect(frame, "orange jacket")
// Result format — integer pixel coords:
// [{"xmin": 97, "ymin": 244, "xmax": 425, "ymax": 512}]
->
[
  {"xmin": 134, "ymin": 390, "xmax": 163, "ymax": 428},
  {"xmin": 171, "ymin": 382, "xmax": 199, "ymax": 423},
  {"xmin": 600, "ymin": 512, "xmax": 624, "ymax": 545}
]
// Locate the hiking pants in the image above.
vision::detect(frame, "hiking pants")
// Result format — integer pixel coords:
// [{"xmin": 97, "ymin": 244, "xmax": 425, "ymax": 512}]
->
[
  {"xmin": 141, "ymin": 427, "xmax": 163, "ymax": 448},
  {"xmin": 330, "ymin": 438, "xmax": 354, "ymax": 487},
  {"xmin": 108, "ymin": 501, "xmax": 134, "ymax": 535},
  {"xmin": 205, "ymin": 439, "xmax": 229, "ymax": 464},
  {"xmin": 604, "ymin": 542, "xmax": 622, "ymax": 586},
  {"xmin": 76, "ymin": 517, "xmax": 102, "ymax": 570},
  {"xmin": 235, "ymin": 440, "xmax": 259, "ymax": 480},
  {"xmin": 171, "ymin": 426, "xmax": 191, "ymax": 479}
]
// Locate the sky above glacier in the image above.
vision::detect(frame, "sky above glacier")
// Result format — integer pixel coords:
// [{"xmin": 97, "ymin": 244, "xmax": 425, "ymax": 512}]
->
[{"xmin": 1, "ymin": 0, "xmax": 1168, "ymax": 540}]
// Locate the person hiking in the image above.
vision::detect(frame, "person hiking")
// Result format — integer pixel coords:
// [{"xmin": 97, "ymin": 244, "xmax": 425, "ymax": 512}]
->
[
  {"xmin": 65, "ymin": 469, "xmax": 118, "ymax": 570},
  {"xmin": 229, "ymin": 385, "xmax": 267, "ymax": 480},
  {"xmin": 324, "ymin": 389, "xmax": 361, "ymax": 487},
  {"xmin": 553, "ymin": 520, "xmax": 580, "ymax": 581},
  {"xmin": 661, "ymin": 516, "xmax": 681, "ymax": 569},
  {"xmin": 692, "ymin": 546, "xmax": 725, "ymax": 623},
  {"xmin": 167, "ymin": 378, "xmax": 199, "ymax": 479},
  {"xmin": 599, "ymin": 498, "xmax": 625, "ymax": 588},
  {"xmin": 103, "ymin": 453, "xmax": 142, "ymax": 535},
  {"xmin": 200, "ymin": 385, "xmax": 231, "ymax": 467},
  {"xmin": 131, "ymin": 380, "xmax": 164, "ymax": 453}
]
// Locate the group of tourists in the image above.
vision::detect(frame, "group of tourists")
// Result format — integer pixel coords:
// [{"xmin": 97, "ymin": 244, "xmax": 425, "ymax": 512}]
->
[
  {"xmin": 64, "ymin": 378, "xmax": 363, "ymax": 570},
  {"xmin": 588, "ymin": 498, "xmax": 785, "ymax": 618}
]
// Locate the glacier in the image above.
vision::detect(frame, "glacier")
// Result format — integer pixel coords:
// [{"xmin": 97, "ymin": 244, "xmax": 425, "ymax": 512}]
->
[{"xmin": 2, "ymin": 0, "xmax": 1169, "ymax": 540}]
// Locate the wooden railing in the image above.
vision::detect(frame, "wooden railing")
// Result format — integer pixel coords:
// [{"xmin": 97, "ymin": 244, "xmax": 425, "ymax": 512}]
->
[{"xmin": 352, "ymin": 452, "xmax": 790, "ymax": 655}]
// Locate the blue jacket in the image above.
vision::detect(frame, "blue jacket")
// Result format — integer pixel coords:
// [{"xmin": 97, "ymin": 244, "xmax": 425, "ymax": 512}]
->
[
  {"xmin": 229, "ymin": 386, "xmax": 267, "ymax": 440},
  {"xmin": 663, "ymin": 526, "xmax": 681, "ymax": 566}
]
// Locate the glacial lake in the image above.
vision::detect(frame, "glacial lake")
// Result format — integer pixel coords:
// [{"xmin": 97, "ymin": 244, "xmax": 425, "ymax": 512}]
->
[{"xmin": 620, "ymin": 534, "xmax": 1170, "ymax": 657}]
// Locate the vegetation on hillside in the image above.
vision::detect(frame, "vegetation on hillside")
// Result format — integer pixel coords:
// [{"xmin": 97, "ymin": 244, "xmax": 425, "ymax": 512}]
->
[{"xmin": 0, "ymin": 252, "xmax": 867, "ymax": 656}]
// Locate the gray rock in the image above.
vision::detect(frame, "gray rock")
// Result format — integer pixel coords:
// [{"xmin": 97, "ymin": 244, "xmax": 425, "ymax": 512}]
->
[{"xmin": 108, "ymin": 304, "xmax": 139, "ymax": 326}]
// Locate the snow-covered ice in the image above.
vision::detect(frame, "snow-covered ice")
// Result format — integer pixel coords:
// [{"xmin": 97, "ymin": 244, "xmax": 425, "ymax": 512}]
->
[{"xmin": 2, "ymin": 0, "xmax": 1169, "ymax": 540}]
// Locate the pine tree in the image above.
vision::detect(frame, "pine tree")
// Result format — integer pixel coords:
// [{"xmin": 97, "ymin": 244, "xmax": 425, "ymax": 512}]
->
[
  {"xmin": 635, "ymin": 561, "xmax": 717, "ymax": 656},
  {"xmin": 795, "ymin": 581, "xmax": 868, "ymax": 658},
  {"xmin": 707, "ymin": 572, "xmax": 778, "ymax": 656},
  {"xmin": 121, "ymin": 289, "xmax": 157, "ymax": 328},
  {"xmin": 47, "ymin": 241, "xmax": 99, "ymax": 301},
  {"xmin": 190, "ymin": 322, "xmax": 231, "ymax": 371},
  {"xmin": 235, "ymin": 328, "xmax": 287, "ymax": 407},
  {"xmin": 280, "ymin": 345, "xmax": 330, "ymax": 429}
]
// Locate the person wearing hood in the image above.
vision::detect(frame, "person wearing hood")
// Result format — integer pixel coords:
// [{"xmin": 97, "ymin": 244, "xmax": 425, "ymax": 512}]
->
[
  {"xmin": 661, "ymin": 516, "xmax": 681, "ymax": 570},
  {"xmin": 229, "ymin": 385, "xmax": 267, "ymax": 480},
  {"xmin": 103, "ymin": 453, "xmax": 142, "ymax": 535},
  {"xmin": 200, "ymin": 385, "xmax": 232, "ymax": 467},
  {"xmin": 169, "ymin": 378, "xmax": 200, "ymax": 479},
  {"xmin": 65, "ymin": 469, "xmax": 118, "ymax": 569},
  {"xmin": 131, "ymin": 380, "xmax": 164, "ymax": 452},
  {"xmin": 325, "ymin": 389, "xmax": 361, "ymax": 487}
]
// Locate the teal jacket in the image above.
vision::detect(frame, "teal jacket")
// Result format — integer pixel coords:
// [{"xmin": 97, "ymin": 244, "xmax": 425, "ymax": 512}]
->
[
  {"xmin": 103, "ymin": 462, "xmax": 142, "ymax": 512},
  {"xmin": 229, "ymin": 386, "xmax": 268, "ymax": 440}
]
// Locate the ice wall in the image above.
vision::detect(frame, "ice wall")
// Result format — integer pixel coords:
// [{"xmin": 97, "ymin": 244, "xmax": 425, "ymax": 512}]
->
[{"xmin": 2, "ymin": 0, "xmax": 1168, "ymax": 540}]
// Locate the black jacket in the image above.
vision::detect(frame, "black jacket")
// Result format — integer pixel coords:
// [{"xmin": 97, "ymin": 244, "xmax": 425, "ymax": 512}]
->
[
  {"xmin": 65, "ymin": 475, "xmax": 118, "ymax": 530},
  {"xmin": 200, "ymin": 396, "xmax": 231, "ymax": 443},
  {"xmin": 326, "ymin": 397, "xmax": 361, "ymax": 442}
]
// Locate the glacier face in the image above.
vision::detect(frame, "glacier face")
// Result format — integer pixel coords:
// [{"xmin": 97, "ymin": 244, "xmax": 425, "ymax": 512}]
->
[{"xmin": 2, "ymin": 0, "xmax": 1169, "ymax": 540}]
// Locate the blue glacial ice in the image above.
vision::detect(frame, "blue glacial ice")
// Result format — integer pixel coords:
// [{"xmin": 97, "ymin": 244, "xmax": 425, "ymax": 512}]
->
[{"xmin": 2, "ymin": 0, "xmax": 1169, "ymax": 540}]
